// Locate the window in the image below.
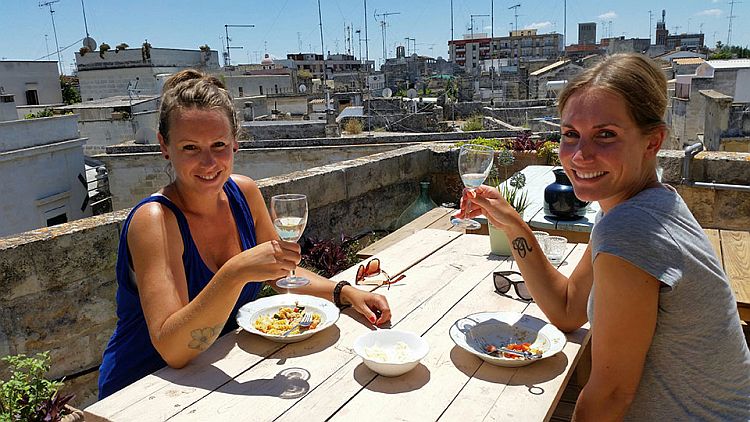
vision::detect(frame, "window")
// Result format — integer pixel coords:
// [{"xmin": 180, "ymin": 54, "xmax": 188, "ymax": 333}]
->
[
  {"xmin": 238, "ymin": 86, "xmax": 244, "ymax": 97},
  {"xmin": 275, "ymin": 84, "xmax": 278, "ymax": 94},
  {"xmin": 46, "ymin": 213, "xmax": 68, "ymax": 227},
  {"xmin": 25, "ymin": 90, "xmax": 39, "ymax": 105},
  {"xmin": 259, "ymin": 86, "xmax": 264, "ymax": 95}
]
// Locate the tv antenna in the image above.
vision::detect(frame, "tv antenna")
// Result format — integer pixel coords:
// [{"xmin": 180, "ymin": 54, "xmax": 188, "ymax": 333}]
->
[
  {"xmin": 224, "ymin": 24, "xmax": 254, "ymax": 66},
  {"xmin": 374, "ymin": 10, "xmax": 400, "ymax": 65},
  {"xmin": 470, "ymin": 14, "xmax": 490, "ymax": 39},
  {"xmin": 39, "ymin": 0, "xmax": 63, "ymax": 74},
  {"xmin": 508, "ymin": 4, "xmax": 521, "ymax": 32},
  {"xmin": 727, "ymin": 0, "xmax": 740, "ymax": 46}
]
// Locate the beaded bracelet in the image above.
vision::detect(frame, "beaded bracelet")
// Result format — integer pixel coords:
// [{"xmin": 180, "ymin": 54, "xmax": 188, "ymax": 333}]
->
[{"xmin": 333, "ymin": 280, "xmax": 351, "ymax": 309}]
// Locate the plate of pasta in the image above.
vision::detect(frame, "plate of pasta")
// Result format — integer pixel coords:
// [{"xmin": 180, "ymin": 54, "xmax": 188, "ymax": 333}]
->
[{"xmin": 236, "ymin": 294, "xmax": 340, "ymax": 343}]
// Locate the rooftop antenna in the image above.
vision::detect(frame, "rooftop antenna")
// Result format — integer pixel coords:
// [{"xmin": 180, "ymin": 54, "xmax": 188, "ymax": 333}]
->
[
  {"xmin": 470, "ymin": 14, "xmax": 490, "ymax": 39},
  {"xmin": 39, "ymin": 0, "xmax": 63, "ymax": 74},
  {"xmin": 80, "ymin": 0, "xmax": 97, "ymax": 53},
  {"xmin": 374, "ymin": 10, "xmax": 400, "ymax": 65},
  {"xmin": 509, "ymin": 4, "xmax": 521, "ymax": 32},
  {"xmin": 404, "ymin": 37, "xmax": 416, "ymax": 55},
  {"xmin": 224, "ymin": 24, "xmax": 254, "ymax": 66},
  {"xmin": 648, "ymin": 10, "xmax": 653, "ymax": 43},
  {"xmin": 297, "ymin": 32, "xmax": 302, "ymax": 52},
  {"xmin": 727, "ymin": 0, "xmax": 740, "ymax": 46},
  {"xmin": 363, "ymin": 0, "xmax": 369, "ymax": 63}
]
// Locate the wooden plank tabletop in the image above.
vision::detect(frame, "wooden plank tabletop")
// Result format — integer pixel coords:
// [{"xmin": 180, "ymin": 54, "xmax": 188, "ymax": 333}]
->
[
  {"xmin": 720, "ymin": 230, "xmax": 750, "ymax": 321},
  {"xmin": 85, "ymin": 229, "xmax": 590, "ymax": 422}
]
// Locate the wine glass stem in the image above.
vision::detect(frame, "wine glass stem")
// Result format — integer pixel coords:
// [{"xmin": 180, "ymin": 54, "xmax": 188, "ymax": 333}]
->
[{"xmin": 464, "ymin": 188, "xmax": 474, "ymax": 220}]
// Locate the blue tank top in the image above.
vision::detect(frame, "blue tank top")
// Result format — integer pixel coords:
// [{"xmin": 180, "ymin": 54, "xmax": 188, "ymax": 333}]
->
[{"xmin": 98, "ymin": 178, "xmax": 261, "ymax": 399}]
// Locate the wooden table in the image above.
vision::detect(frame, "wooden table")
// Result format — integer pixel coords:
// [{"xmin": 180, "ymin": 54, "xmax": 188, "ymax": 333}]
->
[{"xmin": 84, "ymin": 229, "xmax": 591, "ymax": 422}]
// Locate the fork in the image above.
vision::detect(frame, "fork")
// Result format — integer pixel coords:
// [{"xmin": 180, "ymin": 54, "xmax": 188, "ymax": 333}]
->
[
  {"xmin": 473, "ymin": 336, "xmax": 542, "ymax": 360},
  {"xmin": 282, "ymin": 313, "xmax": 313, "ymax": 337}
]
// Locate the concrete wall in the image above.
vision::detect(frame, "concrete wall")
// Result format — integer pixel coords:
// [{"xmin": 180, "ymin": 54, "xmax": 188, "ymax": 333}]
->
[
  {"xmin": 77, "ymin": 110, "xmax": 158, "ymax": 150},
  {"xmin": 0, "ymin": 61, "xmax": 63, "ymax": 105},
  {"xmin": 223, "ymin": 74, "xmax": 295, "ymax": 97},
  {"xmin": 0, "ymin": 115, "xmax": 91, "ymax": 236}
]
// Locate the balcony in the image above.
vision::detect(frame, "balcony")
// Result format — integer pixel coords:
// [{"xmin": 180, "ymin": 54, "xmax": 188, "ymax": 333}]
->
[{"xmin": 1, "ymin": 137, "xmax": 748, "ymax": 408}]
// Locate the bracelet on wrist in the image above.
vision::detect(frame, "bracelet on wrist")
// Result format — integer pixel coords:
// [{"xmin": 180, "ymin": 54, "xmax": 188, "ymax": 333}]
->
[{"xmin": 333, "ymin": 280, "xmax": 351, "ymax": 309}]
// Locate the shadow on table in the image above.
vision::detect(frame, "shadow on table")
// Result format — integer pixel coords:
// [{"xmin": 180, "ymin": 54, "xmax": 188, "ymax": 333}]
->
[
  {"xmin": 151, "ymin": 328, "xmax": 340, "ymax": 397},
  {"xmin": 352, "ymin": 362, "xmax": 431, "ymax": 393},
  {"xmin": 217, "ymin": 367, "xmax": 312, "ymax": 399}
]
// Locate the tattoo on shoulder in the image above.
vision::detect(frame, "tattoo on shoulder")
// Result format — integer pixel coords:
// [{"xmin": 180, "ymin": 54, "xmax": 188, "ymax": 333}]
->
[
  {"xmin": 512, "ymin": 237, "xmax": 533, "ymax": 258},
  {"xmin": 188, "ymin": 323, "xmax": 224, "ymax": 351}
]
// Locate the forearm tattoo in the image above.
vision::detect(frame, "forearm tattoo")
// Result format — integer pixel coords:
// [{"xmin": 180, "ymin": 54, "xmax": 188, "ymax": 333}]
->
[
  {"xmin": 188, "ymin": 323, "xmax": 224, "ymax": 351},
  {"xmin": 512, "ymin": 237, "xmax": 533, "ymax": 258}
]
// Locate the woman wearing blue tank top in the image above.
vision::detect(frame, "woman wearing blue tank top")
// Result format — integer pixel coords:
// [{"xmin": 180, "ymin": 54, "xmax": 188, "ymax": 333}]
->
[
  {"xmin": 459, "ymin": 54, "xmax": 749, "ymax": 420},
  {"xmin": 98, "ymin": 70, "xmax": 391, "ymax": 399}
]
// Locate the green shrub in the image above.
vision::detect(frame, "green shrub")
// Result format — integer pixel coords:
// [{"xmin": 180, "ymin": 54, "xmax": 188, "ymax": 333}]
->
[
  {"xmin": 0, "ymin": 352, "xmax": 74, "ymax": 422},
  {"xmin": 24, "ymin": 109, "xmax": 54, "ymax": 119},
  {"xmin": 344, "ymin": 119, "xmax": 363, "ymax": 134},
  {"xmin": 461, "ymin": 115, "xmax": 484, "ymax": 131}
]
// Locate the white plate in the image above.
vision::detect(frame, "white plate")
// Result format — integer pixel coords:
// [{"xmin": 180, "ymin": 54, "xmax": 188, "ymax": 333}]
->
[
  {"xmin": 449, "ymin": 311, "xmax": 566, "ymax": 367},
  {"xmin": 237, "ymin": 294, "xmax": 340, "ymax": 343}
]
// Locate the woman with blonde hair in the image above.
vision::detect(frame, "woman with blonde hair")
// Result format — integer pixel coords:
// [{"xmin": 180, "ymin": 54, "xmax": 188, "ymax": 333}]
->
[
  {"xmin": 460, "ymin": 53, "xmax": 749, "ymax": 420},
  {"xmin": 98, "ymin": 69, "xmax": 391, "ymax": 398}
]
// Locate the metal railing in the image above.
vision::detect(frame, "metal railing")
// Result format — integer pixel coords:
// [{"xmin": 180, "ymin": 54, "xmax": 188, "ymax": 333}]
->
[{"xmin": 681, "ymin": 142, "xmax": 750, "ymax": 192}]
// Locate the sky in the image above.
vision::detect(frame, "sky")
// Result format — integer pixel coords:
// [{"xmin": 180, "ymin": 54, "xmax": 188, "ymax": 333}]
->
[{"xmin": 0, "ymin": 0, "xmax": 746, "ymax": 74}]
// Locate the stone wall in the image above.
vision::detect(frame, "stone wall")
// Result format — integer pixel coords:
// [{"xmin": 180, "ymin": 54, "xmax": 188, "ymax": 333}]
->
[{"xmin": 243, "ymin": 120, "xmax": 326, "ymax": 140}]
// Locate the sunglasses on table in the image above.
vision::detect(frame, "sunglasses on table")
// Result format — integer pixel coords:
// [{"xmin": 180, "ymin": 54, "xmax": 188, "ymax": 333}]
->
[
  {"xmin": 493, "ymin": 270, "xmax": 533, "ymax": 302},
  {"xmin": 356, "ymin": 258, "xmax": 405, "ymax": 290}
]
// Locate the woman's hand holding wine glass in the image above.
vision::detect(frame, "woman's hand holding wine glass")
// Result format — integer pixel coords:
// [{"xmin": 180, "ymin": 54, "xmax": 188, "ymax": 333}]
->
[
  {"xmin": 451, "ymin": 144, "xmax": 494, "ymax": 230},
  {"xmin": 270, "ymin": 194, "xmax": 310, "ymax": 289}
]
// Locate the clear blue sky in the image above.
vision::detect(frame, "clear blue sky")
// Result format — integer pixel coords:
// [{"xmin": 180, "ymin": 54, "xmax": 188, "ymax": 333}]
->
[{"xmin": 0, "ymin": 0, "xmax": 745, "ymax": 74}]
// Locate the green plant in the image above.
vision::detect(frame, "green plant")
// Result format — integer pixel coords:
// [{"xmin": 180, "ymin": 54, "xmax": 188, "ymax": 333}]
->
[
  {"xmin": 60, "ymin": 77, "xmax": 81, "ymax": 105},
  {"xmin": 24, "ymin": 108, "xmax": 54, "ymax": 119},
  {"xmin": 500, "ymin": 172, "xmax": 530, "ymax": 214},
  {"xmin": 537, "ymin": 140, "xmax": 560, "ymax": 166},
  {"xmin": 456, "ymin": 136, "xmax": 505, "ymax": 150},
  {"xmin": 344, "ymin": 118, "xmax": 363, "ymax": 134},
  {"xmin": 115, "ymin": 43, "xmax": 129, "ymax": 52},
  {"xmin": 99, "ymin": 43, "xmax": 110, "ymax": 59},
  {"xmin": 461, "ymin": 115, "xmax": 484, "ymax": 131},
  {"xmin": 0, "ymin": 352, "xmax": 74, "ymax": 422}
]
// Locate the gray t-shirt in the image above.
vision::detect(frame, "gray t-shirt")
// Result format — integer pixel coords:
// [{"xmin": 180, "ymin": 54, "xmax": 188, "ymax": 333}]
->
[{"xmin": 588, "ymin": 187, "xmax": 750, "ymax": 421}]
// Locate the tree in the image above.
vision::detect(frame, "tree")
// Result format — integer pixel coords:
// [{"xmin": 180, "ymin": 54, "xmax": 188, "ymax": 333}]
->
[{"xmin": 60, "ymin": 76, "xmax": 81, "ymax": 105}]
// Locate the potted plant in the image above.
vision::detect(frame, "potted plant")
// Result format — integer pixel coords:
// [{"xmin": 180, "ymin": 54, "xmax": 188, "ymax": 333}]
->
[
  {"xmin": 0, "ymin": 352, "xmax": 83, "ymax": 421},
  {"xmin": 488, "ymin": 149, "xmax": 530, "ymax": 256}
]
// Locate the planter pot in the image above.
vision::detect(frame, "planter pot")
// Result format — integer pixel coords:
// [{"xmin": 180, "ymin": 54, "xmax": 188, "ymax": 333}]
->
[
  {"xmin": 489, "ymin": 222, "xmax": 513, "ymax": 256},
  {"xmin": 61, "ymin": 405, "xmax": 85, "ymax": 422}
]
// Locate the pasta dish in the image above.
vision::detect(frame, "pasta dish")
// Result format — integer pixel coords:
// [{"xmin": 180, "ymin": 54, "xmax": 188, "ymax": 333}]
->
[{"xmin": 254, "ymin": 304, "xmax": 322, "ymax": 336}]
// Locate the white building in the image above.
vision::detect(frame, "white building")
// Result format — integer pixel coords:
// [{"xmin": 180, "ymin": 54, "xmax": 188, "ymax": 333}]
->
[
  {"xmin": 75, "ymin": 46, "xmax": 220, "ymax": 101},
  {"xmin": 0, "ymin": 114, "xmax": 90, "ymax": 237},
  {"xmin": 0, "ymin": 61, "xmax": 62, "ymax": 106},
  {"xmin": 57, "ymin": 96, "xmax": 159, "ymax": 154}
]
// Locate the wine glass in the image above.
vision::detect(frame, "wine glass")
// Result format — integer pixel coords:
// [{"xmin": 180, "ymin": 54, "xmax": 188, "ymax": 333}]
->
[
  {"xmin": 270, "ymin": 194, "xmax": 310, "ymax": 289},
  {"xmin": 451, "ymin": 144, "xmax": 494, "ymax": 230}
]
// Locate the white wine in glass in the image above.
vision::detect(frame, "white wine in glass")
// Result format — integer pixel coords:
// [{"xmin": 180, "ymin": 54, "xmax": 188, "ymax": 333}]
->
[
  {"xmin": 451, "ymin": 144, "xmax": 494, "ymax": 230},
  {"xmin": 271, "ymin": 194, "xmax": 310, "ymax": 289}
]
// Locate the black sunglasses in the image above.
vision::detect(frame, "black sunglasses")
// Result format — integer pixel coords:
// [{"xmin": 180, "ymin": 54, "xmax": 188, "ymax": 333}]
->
[{"xmin": 493, "ymin": 271, "xmax": 533, "ymax": 302}]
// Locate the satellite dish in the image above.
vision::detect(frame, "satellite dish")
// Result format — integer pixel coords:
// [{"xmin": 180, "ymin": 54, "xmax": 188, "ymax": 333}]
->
[
  {"xmin": 134, "ymin": 127, "xmax": 156, "ymax": 145},
  {"xmin": 83, "ymin": 37, "xmax": 97, "ymax": 51},
  {"xmin": 407, "ymin": 88, "xmax": 418, "ymax": 99},
  {"xmin": 382, "ymin": 88, "xmax": 393, "ymax": 98},
  {"xmin": 298, "ymin": 84, "xmax": 307, "ymax": 93}
]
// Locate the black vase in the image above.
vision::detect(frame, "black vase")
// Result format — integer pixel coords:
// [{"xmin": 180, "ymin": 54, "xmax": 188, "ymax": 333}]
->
[{"xmin": 544, "ymin": 169, "xmax": 590, "ymax": 220}]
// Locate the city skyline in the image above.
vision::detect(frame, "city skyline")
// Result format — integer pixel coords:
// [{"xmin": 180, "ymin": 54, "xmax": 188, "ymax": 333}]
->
[{"xmin": 0, "ymin": 0, "xmax": 745, "ymax": 74}]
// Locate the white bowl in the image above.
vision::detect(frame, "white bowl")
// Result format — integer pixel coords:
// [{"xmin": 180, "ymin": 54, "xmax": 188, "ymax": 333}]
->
[{"xmin": 353, "ymin": 329, "xmax": 429, "ymax": 377}]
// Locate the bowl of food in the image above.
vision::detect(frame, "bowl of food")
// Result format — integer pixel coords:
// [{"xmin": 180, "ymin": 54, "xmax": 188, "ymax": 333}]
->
[
  {"xmin": 353, "ymin": 329, "xmax": 429, "ymax": 377},
  {"xmin": 236, "ymin": 294, "xmax": 340, "ymax": 343}
]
